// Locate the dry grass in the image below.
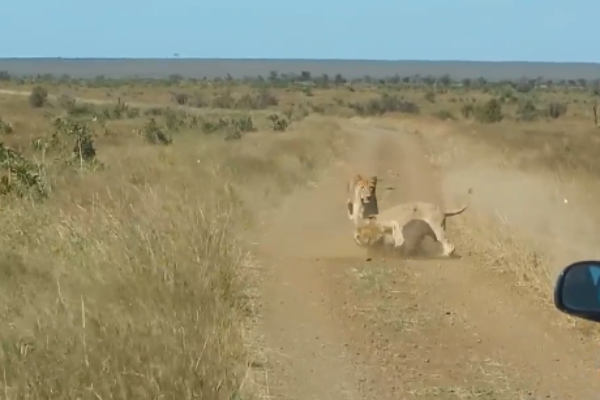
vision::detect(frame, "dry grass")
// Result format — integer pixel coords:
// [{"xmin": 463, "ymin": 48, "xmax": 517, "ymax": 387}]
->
[
  {"xmin": 0, "ymin": 87, "xmax": 346, "ymax": 399},
  {"xmin": 451, "ymin": 119, "xmax": 600, "ymax": 177}
]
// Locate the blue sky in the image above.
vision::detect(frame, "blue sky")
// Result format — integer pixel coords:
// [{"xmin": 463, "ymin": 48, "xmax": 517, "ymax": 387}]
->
[{"xmin": 3, "ymin": 0, "xmax": 599, "ymax": 62}]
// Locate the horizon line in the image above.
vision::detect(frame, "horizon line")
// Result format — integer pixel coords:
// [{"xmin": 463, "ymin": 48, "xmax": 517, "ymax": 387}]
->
[{"xmin": 0, "ymin": 57, "xmax": 599, "ymax": 65}]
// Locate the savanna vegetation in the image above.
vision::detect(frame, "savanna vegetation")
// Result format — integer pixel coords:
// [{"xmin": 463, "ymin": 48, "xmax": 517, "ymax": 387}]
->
[{"xmin": 0, "ymin": 68, "xmax": 598, "ymax": 398}]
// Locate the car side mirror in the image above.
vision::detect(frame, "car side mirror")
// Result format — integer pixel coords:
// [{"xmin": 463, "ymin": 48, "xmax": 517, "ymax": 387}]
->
[{"xmin": 554, "ymin": 260, "xmax": 600, "ymax": 323}]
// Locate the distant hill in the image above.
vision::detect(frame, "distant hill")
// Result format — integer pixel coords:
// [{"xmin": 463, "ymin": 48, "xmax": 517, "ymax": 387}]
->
[{"xmin": 1, "ymin": 58, "xmax": 599, "ymax": 81}]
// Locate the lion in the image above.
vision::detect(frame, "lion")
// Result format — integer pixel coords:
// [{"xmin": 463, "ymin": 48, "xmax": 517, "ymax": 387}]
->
[
  {"xmin": 347, "ymin": 174, "xmax": 379, "ymax": 223},
  {"xmin": 354, "ymin": 217, "xmax": 440, "ymax": 258},
  {"xmin": 351, "ymin": 183, "xmax": 471, "ymax": 257}
]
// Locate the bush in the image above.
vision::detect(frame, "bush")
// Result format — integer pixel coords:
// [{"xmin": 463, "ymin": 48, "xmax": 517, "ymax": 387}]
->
[
  {"xmin": 434, "ymin": 109, "xmax": 455, "ymax": 120},
  {"xmin": 230, "ymin": 115, "xmax": 256, "ymax": 133},
  {"xmin": 517, "ymin": 100, "xmax": 539, "ymax": 122},
  {"xmin": 0, "ymin": 142, "xmax": 47, "ymax": 198},
  {"xmin": 0, "ymin": 118, "xmax": 14, "ymax": 135},
  {"xmin": 29, "ymin": 86, "xmax": 48, "ymax": 108},
  {"xmin": 165, "ymin": 109, "xmax": 184, "ymax": 131},
  {"xmin": 547, "ymin": 102, "xmax": 568, "ymax": 119},
  {"xmin": 200, "ymin": 115, "xmax": 256, "ymax": 138},
  {"xmin": 235, "ymin": 89, "xmax": 278, "ymax": 110},
  {"xmin": 173, "ymin": 92, "xmax": 189, "ymax": 105},
  {"xmin": 461, "ymin": 104, "xmax": 475, "ymax": 119},
  {"xmin": 143, "ymin": 118, "xmax": 172, "ymax": 145},
  {"xmin": 268, "ymin": 114, "xmax": 289, "ymax": 132},
  {"xmin": 475, "ymin": 98, "xmax": 503, "ymax": 123},
  {"xmin": 48, "ymin": 118, "xmax": 99, "ymax": 164},
  {"xmin": 67, "ymin": 103, "xmax": 97, "ymax": 118},
  {"xmin": 514, "ymin": 79, "xmax": 534, "ymax": 93},
  {"xmin": 424, "ymin": 91, "xmax": 436, "ymax": 103},
  {"xmin": 349, "ymin": 94, "xmax": 420, "ymax": 116}
]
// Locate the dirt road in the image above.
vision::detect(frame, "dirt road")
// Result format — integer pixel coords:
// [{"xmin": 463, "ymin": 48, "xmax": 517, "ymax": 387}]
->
[{"xmin": 258, "ymin": 121, "xmax": 600, "ymax": 399}]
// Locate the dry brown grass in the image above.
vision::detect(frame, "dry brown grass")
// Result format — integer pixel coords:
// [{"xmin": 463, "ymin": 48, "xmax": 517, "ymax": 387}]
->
[
  {"xmin": 449, "ymin": 119, "xmax": 600, "ymax": 176},
  {"xmin": 0, "ymin": 87, "xmax": 347, "ymax": 399}
]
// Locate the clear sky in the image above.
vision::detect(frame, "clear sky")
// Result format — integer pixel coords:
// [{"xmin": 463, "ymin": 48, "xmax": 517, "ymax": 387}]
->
[{"xmin": 3, "ymin": 0, "xmax": 598, "ymax": 62}]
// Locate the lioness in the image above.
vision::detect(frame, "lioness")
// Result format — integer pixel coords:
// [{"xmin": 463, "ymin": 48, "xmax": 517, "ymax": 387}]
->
[
  {"xmin": 352, "ymin": 189, "xmax": 470, "ymax": 257},
  {"xmin": 347, "ymin": 174, "xmax": 378, "ymax": 223},
  {"xmin": 355, "ymin": 217, "xmax": 439, "ymax": 258}
]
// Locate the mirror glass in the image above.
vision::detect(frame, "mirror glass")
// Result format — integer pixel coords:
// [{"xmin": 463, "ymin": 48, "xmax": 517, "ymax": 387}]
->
[{"xmin": 561, "ymin": 262, "xmax": 600, "ymax": 312}]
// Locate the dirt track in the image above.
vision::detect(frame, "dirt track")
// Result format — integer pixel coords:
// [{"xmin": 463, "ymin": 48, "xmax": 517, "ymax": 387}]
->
[{"xmin": 257, "ymin": 121, "xmax": 600, "ymax": 399}]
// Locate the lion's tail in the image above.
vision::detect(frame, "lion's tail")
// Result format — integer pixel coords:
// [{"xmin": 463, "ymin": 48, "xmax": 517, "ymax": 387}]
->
[
  {"xmin": 444, "ymin": 188, "xmax": 472, "ymax": 217},
  {"xmin": 444, "ymin": 204, "xmax": 468, "ymax": 217}
]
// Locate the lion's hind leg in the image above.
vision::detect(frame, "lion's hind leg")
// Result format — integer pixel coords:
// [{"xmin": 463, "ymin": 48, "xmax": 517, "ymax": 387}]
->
[{"xmin": 423, "ymin": 218, "xmax": 455, "ymax": 256}]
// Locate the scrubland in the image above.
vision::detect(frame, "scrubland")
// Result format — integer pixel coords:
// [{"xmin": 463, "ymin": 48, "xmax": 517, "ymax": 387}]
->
[{"xmin": 0, "ymin": 70, "xmax": 599, "ymax": 398}]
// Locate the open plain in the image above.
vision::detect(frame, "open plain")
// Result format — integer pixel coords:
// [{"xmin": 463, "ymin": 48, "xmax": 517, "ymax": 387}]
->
[{"xmin": 0, "ymin": 65, "xmax": 600, "ymax": 399}]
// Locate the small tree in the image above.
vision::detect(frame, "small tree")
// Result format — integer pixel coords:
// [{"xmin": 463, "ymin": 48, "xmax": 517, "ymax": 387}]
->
[{"xmin": 29, "ymin": 86, "xmax": 48, "ymax": 108}]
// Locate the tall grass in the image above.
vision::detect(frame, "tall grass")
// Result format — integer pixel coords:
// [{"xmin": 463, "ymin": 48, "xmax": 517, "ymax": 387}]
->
[{"xmin": 0, "ymin": 117, "xmax": 345, "ymax": 399}]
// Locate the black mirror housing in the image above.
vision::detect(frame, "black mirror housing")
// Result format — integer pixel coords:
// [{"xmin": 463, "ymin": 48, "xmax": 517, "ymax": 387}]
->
[{"xmin": 554, "ymin": 260, "xmax": 600, "ymax": 323}]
